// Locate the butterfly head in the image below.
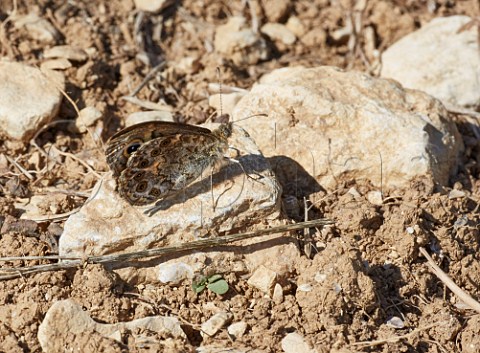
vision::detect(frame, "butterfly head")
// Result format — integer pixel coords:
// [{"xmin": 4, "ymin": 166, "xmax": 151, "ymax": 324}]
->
[{"xmin": 214, "ymin": 122, "xmax": 233, "ymax": 141}]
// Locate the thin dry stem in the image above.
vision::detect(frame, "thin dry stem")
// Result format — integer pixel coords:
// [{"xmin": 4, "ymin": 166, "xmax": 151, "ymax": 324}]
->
[
  {"xmin": 50, "ymin": 145, "xmax": 102, "ymax": 179},
  {"xmin": 0, "ymin": 219, "xmax": 334, "ymax": 280},
  {"xmin": 120, "ymin": 96, "xmax": 174, "ymax": 111},
  {"xmin": 351, "ymin": 320, "xmax": 450, "ymax": 347},
  {"xmin": 127, "ymin": 61, "xmax": 166, "ymax": 97},
  {"xmin": 419, "ymin": 247, "xmax": 480, "ymax": 314},
  {"xmin": 5, "ymin": 155, "xmax": 34, "ymax": 180}
]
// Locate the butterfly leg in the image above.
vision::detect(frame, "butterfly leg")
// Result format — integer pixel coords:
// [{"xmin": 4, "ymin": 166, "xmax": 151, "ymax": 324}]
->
[{"xmin": 223, "ymin": 156, "xmax": 263, "ymax": 182}]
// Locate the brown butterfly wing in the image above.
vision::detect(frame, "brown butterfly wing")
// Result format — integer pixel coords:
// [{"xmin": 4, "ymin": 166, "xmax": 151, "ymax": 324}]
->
[
  {"xmin": 105, "ymin": 121, "xmax": 214, "ymax": 177},
  {"xmin": 114, "ymin": 129, "xmax": 228, "ymax": 205}
]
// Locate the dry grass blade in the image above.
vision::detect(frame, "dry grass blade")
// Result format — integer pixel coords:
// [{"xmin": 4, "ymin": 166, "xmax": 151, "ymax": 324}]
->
[
  {"xmin": 25, "ymin": 208, "xmax": 81, "ymax": 222},
  {"xmin": 419, "ymin": 247, "xmax": 480, "ymax": 314},
  {"xmin": 127, "ymin": 61, "xmax": 166, "ymax": 97},
  {"xmin": 120, "ymin": 96, "xmax": 174, "ymax": 111},
  {"xmin": 5, "ymin": 155, "xmax": 34, "ymax": 180},
  {"xmin": 0, "ymin": 219, "xmax": 334, "ymax": 280},
  {"xmin": 351, "ymin": 320, "xmax": 450, "ymax": 347}
]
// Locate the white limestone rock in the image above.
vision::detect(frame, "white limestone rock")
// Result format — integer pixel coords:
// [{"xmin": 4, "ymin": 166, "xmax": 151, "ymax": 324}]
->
[
  {"xmin": 59, "ymin": 124, "xmax": 281, "ymax": 257},
  {"xmin": 38, "ymin": 299, "xmax": 185, "ymax": 353},
  {"xmin": 381, "ymin": 16, "xmax": 480, "ymax": 108},
  {"xmin": 234, "ymin": 66, "xmax": 463, "ymax": 194},
  {"xmin": 0, "ymin": 61, "xmax": 64, "ymax": 141}
]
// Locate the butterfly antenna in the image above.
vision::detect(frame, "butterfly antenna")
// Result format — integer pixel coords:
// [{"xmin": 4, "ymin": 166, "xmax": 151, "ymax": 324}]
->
[{"xmin": 216, "ymin": 67, "xmax": 224, "ymax": 119}]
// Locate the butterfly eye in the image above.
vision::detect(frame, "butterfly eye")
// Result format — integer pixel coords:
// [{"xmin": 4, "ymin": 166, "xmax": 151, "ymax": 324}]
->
[
  {"xmin": 139, "ymin": 159, "xmax": 149, "ymax": 168},
  {"xmin": 126, "ymin": 143, "xmax": 141, "ymax": 155},
  {"xmin": 150, "ymin": 188, "xmax": 161, "ymax": 196},
  {"xmin": 134, "ymin": 171, "xmax": 145, "ymax": 180},
  {"xmin": 136, "ymin": 181, "xmax": 148, "ymax": 192}
]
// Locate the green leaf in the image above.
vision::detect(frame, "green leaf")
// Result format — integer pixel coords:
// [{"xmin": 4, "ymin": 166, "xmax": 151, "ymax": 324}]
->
[
  {"xmin": 192, "ymin": 283, "xmax": 206, "ymax": 293},
  {"xmin": 207, "ymin": 279, "xmax": 229, "ymax": 295},
  {"xmin": 207, "ymin": 274, "xmax": 224, "ymax": 283}
]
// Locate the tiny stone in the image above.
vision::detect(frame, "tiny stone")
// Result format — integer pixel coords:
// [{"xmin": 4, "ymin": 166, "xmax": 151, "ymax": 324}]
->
[
  {"xmin": 13, "ymin": 13, "xmax": 60, "ymax": 43},
  {"xmin": 76, "ymin": 107, "xmax": 102, "ymax": 132},
  {"xmin": 286, "ymin": 16, "xmax": 306, "ymax": 37},
  {"xmin": 40, "ymin": 58, "xmax": 72, "ymax": 70},
  {"xmin": 366, "ymin": 190, "xmax": 383, "ymax": 205},
  {"xmin": 272, "ymin": 283, "xmax": 284, "ymax": 304},
  {"xmin": 47, "ymin": 223, "xmax": 64, "ymax": 238},
  {"xmin": 262, "ymin": 0, "xmax": 290, "ymax": 22},
  {"xmin": 300, "ymin": 28, "xmax": 327, "ymax": 46},
  {"xmin": 227, "ymin": 321, "xmax": 247, "ymax": 338},
  {"xmin": 201, "ymin": 312, "xmax": 233, "ymax": 337},
  {"xmin": 314, "ymin": 273, "xmax": 327, "ymax": 283},
  {"xmin": 175, "ymin": 56, "xmax": 201, "ymax": 74},
  {"xmin": 133, "ymin": 0, "xmax": 170, "ymax": 12},
  {"xmin": 157, "ymin": 262, "xmax": 194, "ymax": 284},
  {"xmin": 44, "ymin": 45, "xmax": 88, "ymax": 62},
  {"xmin": 386, "ymin": 316, "xmax": 405, "ymax": 329},
  {"xmin": 281, "ymin": 332, "xmax": 315, "ymax": 353},
  {"xmin": 449, "ymin": 189, "xmax": 466, "ymax": 199},
  {"xmin": 247, "ymin": 265, "xmax": 277, "ymax": 294},
  {"xmin": 261, "ymin": 23, "xmax": 296, "ymax": 45},
  {"xmin": 214, "ymin": 16, "xmax": 269, "ymax": 65},
  {"xmin": 297, "ymin": 283, "xmax": 313, "ymax": 292}
]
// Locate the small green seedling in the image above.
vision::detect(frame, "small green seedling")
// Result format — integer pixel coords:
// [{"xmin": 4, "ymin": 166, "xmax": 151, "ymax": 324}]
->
[{"xmin": 192, "ymin": 274, "xmax": 229, "ymax": 295}]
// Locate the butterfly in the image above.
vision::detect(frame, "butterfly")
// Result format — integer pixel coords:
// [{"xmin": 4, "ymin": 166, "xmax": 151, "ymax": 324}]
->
[{"xmin": 105, "ymin": 121, "xmax": 233, "ymax": 206}]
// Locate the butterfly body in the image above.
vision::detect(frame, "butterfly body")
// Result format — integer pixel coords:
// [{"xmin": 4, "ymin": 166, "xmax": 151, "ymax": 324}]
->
[{"xmin": 105, "ymin": 121, "xmax": 232, "ymax": 205}]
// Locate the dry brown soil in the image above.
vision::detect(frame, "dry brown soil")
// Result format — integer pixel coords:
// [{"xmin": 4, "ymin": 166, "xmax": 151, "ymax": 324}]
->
[{"xmin": 1, "ymin": 1, "xmax": 480, "ymax": 352}]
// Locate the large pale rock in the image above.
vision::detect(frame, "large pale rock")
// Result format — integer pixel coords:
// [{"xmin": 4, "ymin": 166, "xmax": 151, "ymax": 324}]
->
[
  {"xmin": 381, "ymin": 16, "xmax": 480, "ymax": 108},
  {"xmin": 38, "ymin": 299, "xmax": 185, "ymax": 353},
  {"xmin": 59, "ymin": 124, "xmax": 281, "ymax": 257},
  {"xmin": 234, "ymin": 66, "xmax": 463, "ymax": 193},
  {"xmin": 0, "ymin": 61, "xmax": 64, "ymax": 141}
]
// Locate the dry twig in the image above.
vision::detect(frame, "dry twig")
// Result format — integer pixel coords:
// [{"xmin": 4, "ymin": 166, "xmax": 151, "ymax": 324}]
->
[
  {"xmin": 351, "ymin": 320, "xmax": 450, "ymax": 347},
  {"xmin": 419, "ymin": 247, "xmax": 480, "ymax": 314},
  {"xmin": 0, "ymin": 219, "xmax": 334, "ymax": 280},
  {"xmin": 127, "ymin": 61, "xmax": 166, "ymax": 97},
  {"xmin": 4, "ymin": 155, "xmax": 34, "ymax": 180}
]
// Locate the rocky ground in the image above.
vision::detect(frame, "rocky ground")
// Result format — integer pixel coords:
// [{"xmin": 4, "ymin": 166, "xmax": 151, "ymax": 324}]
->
[{"xmin": 1, "ymin": 1, "xmax": 480, "ymax": 352}]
